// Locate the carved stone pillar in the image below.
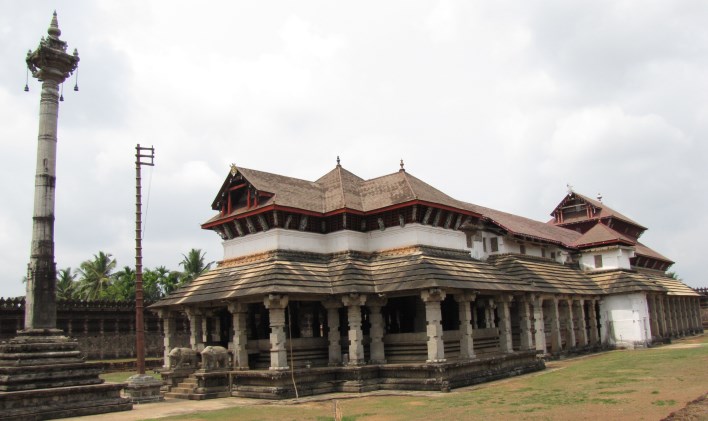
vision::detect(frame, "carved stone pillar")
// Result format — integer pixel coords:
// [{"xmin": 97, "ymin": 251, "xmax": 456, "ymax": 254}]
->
[
  {"xmin": 485, "ymin": 299, "xmax": 497, "ymax": 328},
  {"xmin": 518, "ymin": 296, "xmax": 534, "ymax": 351},
  {"xmin": 497, "ymin": 295, "xmax": 513, "ymax": 353},
  {"xmin": 549, "ymin": 297, "xmax": 562, "ymax": 354},
  {"xmin": 681, "ymin": 297, "xmax": 691, "ymax": 334},
  {"xmin": 532, "ymin": 296, "xmax": 546, "ymax": 353},
  {"xmin": 323, "ymin": 299, "xmax": 342, "ymax": 366},
  {"xmin": 184, "ymin": 307, "xmax": 204, "ymax": 351},
  {"xmin": 227, "ymin": 302, "xmax": 249, "ymax": 369},
  {"xmin": 368, "ymin": 296, "xmax": 387, "ymax": 364},
  {"xmin": 201, "ymin": 313, "xmax": 209, "ymax": 344},
  {"xmin": 588, "ymin": 299, "xmax": 599, "ymax": 345},
  {"xmin": 575, "ymin": 299, "xmax": 588, "ymax": 347},
  {"xmin": 158, "ymin": 309, "xmax": 176, "ymax": 368},
  {"xmin": 674, "ymin": 297, "xmax": 686, "ymax": 336},
  {"xmin": 665, "ymin": 298, "xmax": 675, "ymax": 337},
  {"xmin": 695, "ymin": 297, "xmax": 704, "ymax": 333},
  {"xmin": 211, "ymin": 315, "xmax": 221, "ymax": 343},
  {"xmin": 455, "ymin": 292, "xmax": 476, "ymax": 359},
  {"xmin": 342, "ymin": 294, "xmax": 367, "ymax": 365},
  {"xmin": 564, "ymin": 298, "xmax": 576, "ymax": 349},
  {"xmin": 648, "ymin": 295, "xmax": 659, "ymax": 341},
  {"xmin": 264, "ymin": 294, "xmax": 289, "ymax": 370},
  {"xmin": 656, "ymin": 295, "xmax": 667, "ymax": 338},
  {"xmin": 421, "ymin": 288, "xmax": 446, "ymax": 363}
]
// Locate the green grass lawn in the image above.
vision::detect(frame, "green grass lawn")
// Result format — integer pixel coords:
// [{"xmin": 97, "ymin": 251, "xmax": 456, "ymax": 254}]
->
[{"xmin": 133, "ymin": 335, "xmax": 707, "ymax": 421}]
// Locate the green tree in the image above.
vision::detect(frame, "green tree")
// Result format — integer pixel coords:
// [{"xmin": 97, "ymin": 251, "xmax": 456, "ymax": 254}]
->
[
  {"xmin": 104, "ymin": 266, "xmax": 136, "ymax": 301},
  {"xmin": 56, "ymin": 267, "xmax": 77, "ymax": 301},
  {"xmin": 76, "ymin": 251, "xmax": 117, "ymax": 300},
  {"xmin": 178, "ymin": 248, "xmax": 213, "ymax": 285},
  {"xmin": 143, "ymin": 266, "xmax": 181, "ymax": 301}
]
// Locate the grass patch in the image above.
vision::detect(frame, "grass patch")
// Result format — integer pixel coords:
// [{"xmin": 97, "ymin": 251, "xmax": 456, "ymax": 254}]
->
[{"xmin": 652, "ymin": 399, "xmax": 677, "ymax": 406}]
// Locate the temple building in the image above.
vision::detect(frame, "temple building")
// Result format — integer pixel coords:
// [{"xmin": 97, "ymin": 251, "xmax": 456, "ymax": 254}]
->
[{"xmin": 151, "ymin": 162, "xmax": 703, "ymax": 399}]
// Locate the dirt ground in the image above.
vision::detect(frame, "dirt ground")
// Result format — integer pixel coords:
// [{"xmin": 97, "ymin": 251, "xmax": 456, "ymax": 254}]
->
[
  {"xmin": 64, "ymin": 335, "xmax": 708, "ymax": 421},
  {"xmin": 661, "ymin": 393, "xmax": 708, "ymax": 421}
]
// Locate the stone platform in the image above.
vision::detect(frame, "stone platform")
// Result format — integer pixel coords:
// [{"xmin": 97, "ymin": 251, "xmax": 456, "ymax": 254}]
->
[
  {"xmin": 163, "ymin": 351, "xmax": 544, "ymax": 400},
  {"xmin": 0, "ymin": 329, "xmax": 132, "ymax": 420}
]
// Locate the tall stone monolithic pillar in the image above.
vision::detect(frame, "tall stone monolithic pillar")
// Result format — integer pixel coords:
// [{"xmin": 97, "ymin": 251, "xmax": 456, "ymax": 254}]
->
[
  {"xmin": 0, "ymin": 14, "xmax": 132, "ymax": 417},
  {"xmin": 24, "ymin": 12, "xmax": 79, "ymax": 332}
]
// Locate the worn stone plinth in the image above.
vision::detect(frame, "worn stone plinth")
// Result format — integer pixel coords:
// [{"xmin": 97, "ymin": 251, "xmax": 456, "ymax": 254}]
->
[
  {"xmin": 124, "ymin": 374, "xmax": 164, "ymax": 404},
  {"xmin": 0, "ymin": 330, "xmax": 132, "ymax": 419},
  {"xmin": 230, "ymin": 351, "xmax": 545, "ymax": 399}
]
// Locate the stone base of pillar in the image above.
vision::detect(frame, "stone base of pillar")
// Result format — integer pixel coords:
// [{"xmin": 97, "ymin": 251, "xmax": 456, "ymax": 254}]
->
[
  {"xmin": 0, "ymin": 329, "xmax": 132, "ymax": 417},
  {"xmin": 124, "ymin": 374, "xmax": 164, "ymax": 403}
]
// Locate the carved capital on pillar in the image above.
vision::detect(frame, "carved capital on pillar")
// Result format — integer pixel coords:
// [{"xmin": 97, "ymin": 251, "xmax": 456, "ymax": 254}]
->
[
  {"xmin": 454, "ymin": 291, "xmax": 477, "ymax": 303},
  {"xmin": 367, "ymin": 295, "xmax": 387, "ymax": 308},
  {"xmin": 184, "ymin": 307, "xmax": 202, "ymax": 318},
  {"xmin": 421, "ymin": 288, "xmax": 446, "ymax": 303},
  {"xmin": 496, "ymin": 294, "xmax": 513, "ymax": 304},
  {"xmin": 323, "ymin": 298, "xmax": 342, "ymax": 310},
  {"xmin": 264, "ymin": 294, "xmax": 289, "ymax": 310},
  {"xmin": 227, "ymin": 301, "xmax": 248, "ymax": 314},
  {"xmin": 342, "ymin": 293, "xmax": 367, "ymax": 307},
  {"xmin": 157, "ymin": 308, "xmax": 175, "ymax": 319}
]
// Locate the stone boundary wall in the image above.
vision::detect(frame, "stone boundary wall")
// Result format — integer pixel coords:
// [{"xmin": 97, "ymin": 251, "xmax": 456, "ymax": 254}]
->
[
  {"xmin": 697, "ymin": 288, "xmax": 708, "ymax": 329},
  {"xmin": 0, "ymin": 297, "xmax": 189, "ymax": 360}
]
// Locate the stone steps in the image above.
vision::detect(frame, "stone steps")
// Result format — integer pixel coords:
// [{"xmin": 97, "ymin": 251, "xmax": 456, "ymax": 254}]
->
[{"xmin": 163, "ymin": 373, "xmax": 231, "ymax": 400}]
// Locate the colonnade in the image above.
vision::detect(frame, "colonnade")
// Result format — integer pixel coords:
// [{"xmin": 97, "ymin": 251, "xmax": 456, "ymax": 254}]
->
[
  {"xmin": 158, "ymin": 291, "xmax": 612, "ymax": 370},
  {"xmin": 647, "ymin": 295, "xmax": 703, "ymax": 340}
]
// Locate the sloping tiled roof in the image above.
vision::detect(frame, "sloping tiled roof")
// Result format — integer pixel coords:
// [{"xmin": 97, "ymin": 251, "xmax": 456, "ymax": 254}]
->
[
  {"xmin": 462, "ymin": 202, "xmax": 583, "ymax": 247},
  {"xmin": 206, "ymin": 166, "xmax": 484, "ymax": 228},
  {"xmin": 652, "ymin": 276, "xmax": 700, "ymax": 296},
  {"xmin": 634, "ymin": 242, "xmax": 674, "ymax": 263},
  {"xmin": 572, "ymin": 224, "xmax": 636, "ymax": 248},
  {"xmin": 238, "ymin": 167, "xmax": 323, "ymax": 213},
  {"xmin": 150, "ymin": 246, "xmax": 540, "ymax": 308},
  {"xmin": 489, "ymin": 254, "xmax": 604, "ymax": 295},
  {"xmin": 316, "ymin": 166, "xmax": 365, "ymax": 212},
  {"xmin": 587, "ymin": 270, "xmax": 697, "ymax": 295},
  {"xmin": 550, "ymin": 191, "xmax": 647, "ymax": 230}
]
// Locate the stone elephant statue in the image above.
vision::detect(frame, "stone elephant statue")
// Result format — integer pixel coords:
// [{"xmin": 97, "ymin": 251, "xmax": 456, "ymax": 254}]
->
[
  {"xmin": 168, "ymin": 347, "xmax": 198, "ymax": 369},
  {"xmin": 200, "ymin": 346, "xmax": 230, "ymax": 371}
]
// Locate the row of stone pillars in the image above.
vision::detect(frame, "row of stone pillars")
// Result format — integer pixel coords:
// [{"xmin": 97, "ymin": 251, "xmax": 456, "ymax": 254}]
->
[
  {"xmin": 159, "ymin": 292, "xmax": 605, "ymax": 370},
  {"xmin": 647, "ymin": 294, "xmax": 703, "ymax": 340},
  {"xmin": 540, "ymin": 296, "xmax": 601, "ymax": 354}
]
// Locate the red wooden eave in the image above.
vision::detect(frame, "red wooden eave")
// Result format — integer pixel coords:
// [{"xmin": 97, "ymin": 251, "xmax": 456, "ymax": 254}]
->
[{"xmin": 202, "ymin": 199, "xmax": 482, "ymax": 230}]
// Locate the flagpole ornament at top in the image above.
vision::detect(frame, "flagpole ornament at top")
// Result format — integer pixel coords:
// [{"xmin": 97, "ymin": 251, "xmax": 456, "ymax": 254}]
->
[{"xmin": 26, "ymin": 11, "xmax": 79, "ymax": 87}]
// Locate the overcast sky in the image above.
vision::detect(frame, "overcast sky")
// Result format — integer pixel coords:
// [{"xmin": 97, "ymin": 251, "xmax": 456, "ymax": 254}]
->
[{"xmin": 1, "ymin": 1, "xmax": 707, "ymax": 297}]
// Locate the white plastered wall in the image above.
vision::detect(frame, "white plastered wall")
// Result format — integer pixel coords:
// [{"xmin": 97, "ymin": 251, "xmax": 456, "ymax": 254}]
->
[
  {"xmin": 599, "ymin": 293, "xmax": 652, "ymax": 348},
  {"xmin": 580, "ymin": 247, "xmax": 634, "ymax": 271},
  {"xmin": 222, "ymin": 223, "xmax": 467, "ymax": 260}
]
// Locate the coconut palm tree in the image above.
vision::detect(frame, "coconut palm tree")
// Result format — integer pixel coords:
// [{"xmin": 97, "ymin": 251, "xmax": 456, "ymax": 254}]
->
[
  {"xmin": 105, "ymin": 266, "xmax": 136, "ymax": 301},
  {"xmin": 178, "ymin": 248, "xmax": 213, "ymax": 285},
  {"xmin": 56, "ymin": 267, "xmax": 77, "ymax": 301},
  {"xmin": 76, "ymin": 251, "xmax": 117, "ymax": 300}
]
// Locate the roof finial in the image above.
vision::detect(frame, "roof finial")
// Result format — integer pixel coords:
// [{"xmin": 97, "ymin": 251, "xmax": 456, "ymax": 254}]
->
[
  {"xmin": 597, "ymin": 193, "xmax": 603, "ymax": 202},
  {"xmin": 566, "ymin": 183, "xmax": 573, "ymax": 194},
  {"xmin": 400, "ymin": 159, "xmax": 405, "ymax": 172},
  {"xmin": 48, "ymin": 10, "xmax": 61, "ymax": 39},
  {"xmin": 230, "ymin": 163, "xmax": 238, "ymax": 176},
  {"xmin": 336, "ymin": 156, "xmax": 340, "ymax": 167}
]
